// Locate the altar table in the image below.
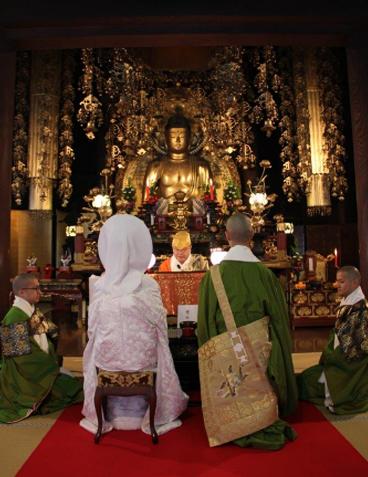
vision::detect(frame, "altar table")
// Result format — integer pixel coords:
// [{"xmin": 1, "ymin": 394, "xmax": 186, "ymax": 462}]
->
[{"xmin": 150, "ymin": 271, "xmax": 206, "ymax": 316}]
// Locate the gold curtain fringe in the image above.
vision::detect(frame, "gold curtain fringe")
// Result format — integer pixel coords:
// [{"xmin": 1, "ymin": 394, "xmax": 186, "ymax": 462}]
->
[
  {"xmin": 11, "ymin": 51, "xmax": 31, "ymax": 206},
  {"xmin": 307, "ymin": 206, "xmax": 332, "ymax": 217},
  {"xmin": 57, "ymin": 50, "xmax": 76, "ymax": 208}
]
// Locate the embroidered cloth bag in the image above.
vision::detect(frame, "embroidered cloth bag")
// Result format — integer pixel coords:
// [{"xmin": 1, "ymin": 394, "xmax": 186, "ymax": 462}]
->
[{"xmin": 198, "ymin": 265, "xmax": 278, "ymax": 447}]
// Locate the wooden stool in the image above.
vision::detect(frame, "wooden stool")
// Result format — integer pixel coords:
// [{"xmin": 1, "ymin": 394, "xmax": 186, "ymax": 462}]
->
[{"xmin": 94, "ymin": 369, "xmax": 158, "ymax": 444}]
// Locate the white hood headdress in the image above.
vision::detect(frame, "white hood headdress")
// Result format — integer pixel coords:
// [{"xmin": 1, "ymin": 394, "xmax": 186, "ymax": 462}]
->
[{"xmin": 93, "ymin": 214, "xmax": 152, "ymax": 299}]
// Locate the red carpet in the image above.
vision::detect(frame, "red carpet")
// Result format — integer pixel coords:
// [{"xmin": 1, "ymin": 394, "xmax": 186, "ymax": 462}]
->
[{"xmin": 17, "ymin": 402, "xmax": 368, "ymax": 477}]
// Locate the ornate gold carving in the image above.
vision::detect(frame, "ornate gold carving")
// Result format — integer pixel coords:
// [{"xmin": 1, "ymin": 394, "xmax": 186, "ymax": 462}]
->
[
  {"xmin": 278, "ymin": 49, "xmax": 300, "ymax": 202},
  {"xmin": 310, "ymin": 291, "xmax": 325, "ymax": 303},
  {"xmin": 296, "ymin": 305, "xmax": 312, "ymax": 316},
  {"xmin": 293, "ymin": 291, "xmax": 308, "ymax": 304},
  {"xmin": 77, "ymin": 49, "xmax": 103, "ymax": 140},
  {"xmin": 317, "ymin": 48, "xmax": 348, "ymax": 202},
  {"xmin": 315, "ymin": 305, "xmax": 331, "ymax": 316},
  {"xmin": 97, "ymin": 370, "xmax": 154, "ymax": 388},
  {"xmin": 250, "ymin": 46, "xmax": 280, "ymax": 138}
]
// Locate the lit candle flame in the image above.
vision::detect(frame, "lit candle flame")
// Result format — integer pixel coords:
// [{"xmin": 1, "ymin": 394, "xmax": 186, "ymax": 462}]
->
[{"xmin": 334, "ymin": 248, "xmax": 338, "ymax": 268}]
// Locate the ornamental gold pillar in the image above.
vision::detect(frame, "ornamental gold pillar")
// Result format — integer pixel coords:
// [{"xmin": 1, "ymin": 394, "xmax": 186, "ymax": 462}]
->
[
  {"xmin": 305, "ymin": 48, "xmax": 331, "ymax": 215},
  {"xmin": 28, "ymin": 51, "xmax": 61, "ymax": 210}
]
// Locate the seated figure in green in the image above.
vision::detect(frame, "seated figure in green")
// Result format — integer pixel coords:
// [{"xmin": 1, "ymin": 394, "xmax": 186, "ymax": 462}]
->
[
  {"xmin": 298, "ymin": 266, "xmax": 368, "ymax": 415},
  {"xmin": 0, "ymin": 273, "xmax": 83, "ymax": 423}
]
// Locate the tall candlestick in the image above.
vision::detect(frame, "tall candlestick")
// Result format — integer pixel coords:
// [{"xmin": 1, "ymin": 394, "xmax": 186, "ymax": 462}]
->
[
  {"xmin": 150, "ymin": 214, "xmax": 155, "ymax": 226},
  {"xmin": 209, "ymin": 179, "xmax": 215, "ymax": 201},
  {"xmin": 334, "ymin": 248, "xmax": 338, "ymax": 268},
  {"xmin": 308, "ymin": 257, "xmax": 314, "ymax": 272},
  {"xmin": 206, "ymin": 212, "xmax": 211, "ymax": 225}
]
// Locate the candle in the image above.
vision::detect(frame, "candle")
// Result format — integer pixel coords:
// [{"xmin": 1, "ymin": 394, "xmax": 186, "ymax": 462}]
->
[
  {"xmin": 334, "ymin": 248, "xmax": 338, "ymax": 268},
  {"xmin": 308, "ymin": 257, "xmax": 314, "ymax": 272},
  {"xmin": 150, "ymin": 214, "xmax": 155, "ymax": 226},
  {"xmin": 145, "ymin": 186, "xmax": 150, "ymax": 201},
  {"xmin": 206, "ymin": 212, "xmax": 211, "ymax": 225},
  {"xmin": 209, "ymin": 179, "xmax": 215, "ymax": 201}
]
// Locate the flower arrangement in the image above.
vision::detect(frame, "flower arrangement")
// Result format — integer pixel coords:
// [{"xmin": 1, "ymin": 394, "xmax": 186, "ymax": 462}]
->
[
  {"xmin": 145, "ymin": 181, "xmax": 159, "ymax": 205},
  {"xmin": 224, "ymin": 181, "xmax": 240, "ymax": 202},
  {"xmin": 121, "ymin": 183, "xmax": 136, "ymax": 202},
  {"xmin": 146, "ymin": 194, "xmax": 160, "ymax": 206}
]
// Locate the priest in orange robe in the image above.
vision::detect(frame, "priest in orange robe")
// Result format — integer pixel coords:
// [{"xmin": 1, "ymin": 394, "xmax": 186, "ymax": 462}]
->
[{"xmin": 159, "ymin": 231, "xmax": 209, "ymax": 272}]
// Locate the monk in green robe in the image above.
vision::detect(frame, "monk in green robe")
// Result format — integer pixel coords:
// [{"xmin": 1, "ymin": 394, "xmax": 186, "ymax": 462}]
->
[
  {"xmin": 197, "ymin": 213, "xmax": 298, "ymax": 450},
  {"xmin": 298, "ymin": 266, "xmax": 368, "ymax": 415},
  {"xmin": 0, "ymin": 273, "xmax": 83, "ymax": 423}
]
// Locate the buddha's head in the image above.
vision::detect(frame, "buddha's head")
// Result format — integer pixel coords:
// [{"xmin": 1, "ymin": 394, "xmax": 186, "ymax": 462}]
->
[{"xmin": 165, "ymin": 111, "xmax": 191, "ymax": 154}]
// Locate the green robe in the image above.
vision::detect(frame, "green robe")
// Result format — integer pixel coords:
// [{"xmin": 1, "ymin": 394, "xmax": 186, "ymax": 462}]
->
[
  {"xmin": 0, "ymin": 306, "xmax": 83, "ymax": 423},
  {"xmin": 297, "ymin": 331, "xmax": 368, "ymax": 415},
  {"xmin": 197, "ymin": 261, "xmax": 298, "ymax": 450}
]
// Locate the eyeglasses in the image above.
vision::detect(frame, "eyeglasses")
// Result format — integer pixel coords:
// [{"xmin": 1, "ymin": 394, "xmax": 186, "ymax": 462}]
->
[{"xmin": 21, "ymin": 286, "xmax": 41, "ymax": 291}]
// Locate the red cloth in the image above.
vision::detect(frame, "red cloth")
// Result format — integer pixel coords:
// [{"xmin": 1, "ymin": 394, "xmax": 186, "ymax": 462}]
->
[
  {"xmin": 151, "ymin": 271, "xmax": 205, "ymax": 315},
  {"xmin": 17, "ymin": 402, "xmax": 368, "ymax": 477}
]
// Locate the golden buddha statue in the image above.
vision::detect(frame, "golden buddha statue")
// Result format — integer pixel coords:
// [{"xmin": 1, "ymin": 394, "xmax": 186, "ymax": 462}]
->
[{"xmin": 144, "ymin": 111, "xmax": 212, "ymax": 209}]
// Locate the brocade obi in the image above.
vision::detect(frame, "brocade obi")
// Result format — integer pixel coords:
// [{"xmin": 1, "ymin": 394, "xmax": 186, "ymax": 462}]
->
[
  {"xmin": 0, "ymin": 322, "xmax": 32, "ymax": 358},
  {"xmin": 97, "ymin": 370, "xmax": 155, "ymax": 388}
]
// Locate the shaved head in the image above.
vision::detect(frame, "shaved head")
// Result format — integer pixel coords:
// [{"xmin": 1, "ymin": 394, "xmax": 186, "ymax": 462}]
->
[
  {"xmin": 338, "ymin": 266, "xmax": 361, "ymax": 283},
  {"xmin": 336, "ymin": 266, "xmax": 361, "ymax": 298},
  {"xmin": 225, "ymin": 213, "xmax": 254, "ymax": 245}
]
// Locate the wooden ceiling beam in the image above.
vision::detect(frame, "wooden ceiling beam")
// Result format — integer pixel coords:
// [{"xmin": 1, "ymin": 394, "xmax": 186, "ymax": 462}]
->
[{"xmin": 1, "ymin": 15, "xmax": 367, "ymax": 50}]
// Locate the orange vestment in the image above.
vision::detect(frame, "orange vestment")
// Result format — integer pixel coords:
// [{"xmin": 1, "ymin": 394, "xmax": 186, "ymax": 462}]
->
[{"xmin": 159, "ymin": 258, "xmax": 171, "ymax": 272}]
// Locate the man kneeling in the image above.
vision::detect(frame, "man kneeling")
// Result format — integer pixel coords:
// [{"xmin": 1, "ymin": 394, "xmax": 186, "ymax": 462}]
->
[
  {"xmin": 0, "ymin": 273, "xmax": 83, "ymax": 423},
  {"xmin": 197, "ymin": 213, "xmax": 298, "ymax": 450},
  {"xmin": 298, "ymin": 266, "xmax": 368, "ymax": 414}
]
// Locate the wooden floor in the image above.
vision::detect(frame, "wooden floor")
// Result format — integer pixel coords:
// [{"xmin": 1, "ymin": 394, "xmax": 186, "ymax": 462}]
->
[
  {"xmin": 63, "ymin": 352, "xmax": 322, "ymax": 376},
  {"xmin": 56, "ymin": 321, "xmax": 333, "ymax": 357}
]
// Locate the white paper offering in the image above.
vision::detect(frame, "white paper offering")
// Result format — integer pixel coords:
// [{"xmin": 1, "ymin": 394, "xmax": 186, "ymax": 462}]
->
[{"xmin": 177, "ymin": 304, "xmax": 198, "ymax": 328}]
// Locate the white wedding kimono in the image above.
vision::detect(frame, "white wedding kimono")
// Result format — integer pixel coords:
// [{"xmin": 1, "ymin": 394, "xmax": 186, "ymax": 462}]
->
[{"xmin": 80, "ymin": 214, "xmax": 188, "ymax": 435}]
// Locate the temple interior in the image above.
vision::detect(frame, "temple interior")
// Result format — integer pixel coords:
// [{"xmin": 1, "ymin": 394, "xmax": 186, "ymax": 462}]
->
[
  {"xmin": 1, "ymin": 3, "xmax": 368, "ymax": 370},
  {"xmin": 1, "ymin": 4, "xmax": 368, "ymax": 473}
]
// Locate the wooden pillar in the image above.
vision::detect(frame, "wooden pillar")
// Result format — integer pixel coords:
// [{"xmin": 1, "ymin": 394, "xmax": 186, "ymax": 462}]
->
[
  {"xmin": 346, "ymin": 45, "xmax": 368, "ymax": 295},
  {"xmin": 0, "ymin": 51, "xmax": 16, "ymax": 316}
]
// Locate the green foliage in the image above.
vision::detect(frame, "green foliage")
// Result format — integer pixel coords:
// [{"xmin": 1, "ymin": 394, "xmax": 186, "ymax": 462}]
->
[
  {"xmin": 224, "ymin": 181, "xmax": 240, "ymax": 201},
  {"xmin": 122, "ymin": 185, "xmax": 136, "ymax": 202}
]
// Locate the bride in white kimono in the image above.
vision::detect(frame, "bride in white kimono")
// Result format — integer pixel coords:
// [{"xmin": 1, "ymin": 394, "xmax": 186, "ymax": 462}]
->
[{"xmin": 80, "ymin": 214, "xmax": 188, "ymax": 435}]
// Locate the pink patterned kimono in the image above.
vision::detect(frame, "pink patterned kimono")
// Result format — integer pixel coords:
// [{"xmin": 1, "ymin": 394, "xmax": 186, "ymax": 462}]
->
[{"xmin": 80, "ymin": 215, "xmax": 188, "ymax": 435}]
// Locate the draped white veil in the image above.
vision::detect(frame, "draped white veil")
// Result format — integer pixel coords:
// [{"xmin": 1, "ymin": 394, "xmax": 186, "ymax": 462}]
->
[{"xmin": 93, "ymin": 214, "xmax": 152, "ymax": 300}]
